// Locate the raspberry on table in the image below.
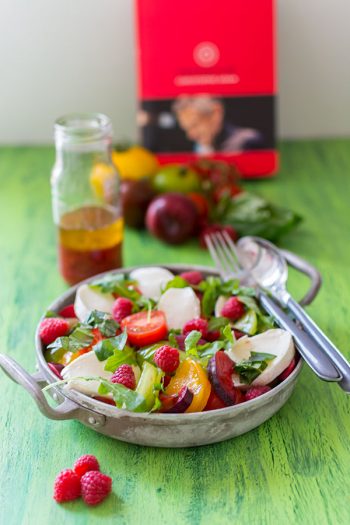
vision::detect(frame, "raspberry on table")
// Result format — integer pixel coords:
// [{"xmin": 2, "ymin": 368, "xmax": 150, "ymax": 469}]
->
[
  {"xmin": 154, "ymin": 345, "xmax": 180, "ymax": 374},
  {"xmin": 111, "ymin": 364, "xmax": 136, "ymax": 390},
  {"xmin": 39, "ymin": 317, "xmax": 70, "ymax": 346},
  {"xmin": 58, "ymin": 304, "xmax": 76, "ymax": 318},
  {"xmin": 245, "ymin": 386, "xmax": 271, "ymax": 401},
  {"xmin": 81, "ymin": 471, "xmax": 112, "ymax": 506},
  {"xmin": 182, "ymin": 318, "xmax": 208, "ymax": 338},
  {"xmin": 53, "ymin": 469, "xmax": 81, "ymax": 503},
  {"xmin": 221, "ymin": 297, "xmax": 245, "ymax": 321},
  {"xmin": 73, "ymin": 455, "xmax": 100, "ymax": 479},
  {"xmin": 112, "ymin": 297, "xmax": 134, "ymax": 323},
  {"xmin": 179, "ymin": 270, "xmax": 204, "ymax": 286}
]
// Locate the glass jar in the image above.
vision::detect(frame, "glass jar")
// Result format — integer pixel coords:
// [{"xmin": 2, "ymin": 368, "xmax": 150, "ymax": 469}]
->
[{"xmin": 51, "ymin": 113, "xmax": 123, "ymax": 285}]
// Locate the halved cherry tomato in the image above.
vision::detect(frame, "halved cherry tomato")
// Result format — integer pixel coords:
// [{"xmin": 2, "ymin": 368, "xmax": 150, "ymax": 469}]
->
[
  {"xmin": 165, "ymin": 358, "xmax": 211, "ymax": 413},
  {"xmin": 121, "ymin": 311, "xmax": 168, "ymax": 346}
]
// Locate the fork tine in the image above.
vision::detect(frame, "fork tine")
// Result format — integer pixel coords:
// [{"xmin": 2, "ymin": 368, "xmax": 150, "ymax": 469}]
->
[
  {"xmin": 215, "ymin": 232, "xmax": 241, "ymax": 274},
  {"xmin": 222, "ymin": 231, "xmax": 242, "ymax": 267},
  {"xmin": 205, "ymin": 234, "xmax": 227, "ymax": 277}
]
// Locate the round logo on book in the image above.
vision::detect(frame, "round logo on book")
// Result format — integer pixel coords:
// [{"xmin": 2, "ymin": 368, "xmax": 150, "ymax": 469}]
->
[{"xmin": 193, "ymin": 42, "xmax": 219, "ymax": 68}]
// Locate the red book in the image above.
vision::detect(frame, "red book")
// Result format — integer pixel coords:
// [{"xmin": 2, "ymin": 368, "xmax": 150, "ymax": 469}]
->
[{"xmin": 135, "ymin": 0, "xmax": 277, "ymax": 178}]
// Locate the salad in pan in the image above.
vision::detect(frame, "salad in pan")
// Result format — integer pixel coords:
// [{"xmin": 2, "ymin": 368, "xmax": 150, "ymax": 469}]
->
[{"xmin": 41, "ymin": 267, "xmax": 297, "ymax": 413}]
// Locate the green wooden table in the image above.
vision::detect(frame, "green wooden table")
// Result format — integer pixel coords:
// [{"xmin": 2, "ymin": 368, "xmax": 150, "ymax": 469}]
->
[{"xmin": 0, "ymin": 140, "xmax": 349, "ymax": 525}]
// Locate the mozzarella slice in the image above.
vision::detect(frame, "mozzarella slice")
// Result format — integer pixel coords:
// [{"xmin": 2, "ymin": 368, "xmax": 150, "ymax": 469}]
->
[
  {"xmin": 61, "ymin": 351, "xmax": 113, "ymax": 397},
  {"xmin": 74, "ymin": 283, "xmax": 115, "ymax": 322},
  {"xmin": 226, "ymin": 329, "xmax": 295, "ymax": 387},
  {"xmin": 129, "ymin": 267, "xmax": 174, "ymax": 301},
  {"xmin": 215, "ymin": 295, "xmax": 227, "ymax": 317},
  {"xmin": 157, "ymin": 287, "xmax": 200, "ymax": 330}
]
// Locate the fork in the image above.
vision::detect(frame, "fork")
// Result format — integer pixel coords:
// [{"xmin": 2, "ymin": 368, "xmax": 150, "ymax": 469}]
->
[{"xmin": 205, "ymin": 232, "xmax": 341, "ymax": 382}]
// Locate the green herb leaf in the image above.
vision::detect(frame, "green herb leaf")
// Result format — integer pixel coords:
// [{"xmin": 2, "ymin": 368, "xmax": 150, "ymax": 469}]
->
[
  {"xmin": 222, "ymin": 324, "xmax": 234, "ymax": 345},
  {"xmin": 208, "ymin": 316, "xmax": 229, "ymax": 331},
  {"xmin": 184, "ymin": 330, "xmax": 202, "ymax": 352},
  {"xmin": 162, "ymin": 276, "xmax": 188, "ymax": 292},
  {"xmin": 94, "ymin": 331, "xmax": 128, "ymax": 362},
  {"xmin": 45, "ymin": 310, "xmax": 58, "ymax": 318},
  {"xmin": 86, "ymin": 310, "xmax": 119, "ymax": 337},
  {"xmin": 136, "ymin": 342, "xmax": 165, "ymax": 366},
  {"xmin": 104, "ymin": 345, "xmax": 136, "ymax": 372},
  {"xmin": 47, "ymin": 336, "xmax": 70, "ymax": 353},
  {"xmin": 90, "ymin": 274, "xmax": 140, "ymax": 301},
  {"xmin": 235, "ymin": 351, "xmax": 276, "ymax": 384},
  {"xmin": 214, "ymin": 191, "xmax": 302, "ymax": 242},
  {"xmin": 97, "ymin": 378, "xmax": 146, "ymax": 412}
]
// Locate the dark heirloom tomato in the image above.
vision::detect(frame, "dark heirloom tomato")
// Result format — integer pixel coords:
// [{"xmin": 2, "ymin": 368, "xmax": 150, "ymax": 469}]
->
[{"xmin": 121, "ymin": 311, "xmax": 168, "ymax": 346}]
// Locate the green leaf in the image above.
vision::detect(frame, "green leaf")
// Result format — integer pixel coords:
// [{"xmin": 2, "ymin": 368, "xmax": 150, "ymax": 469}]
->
[
  {"xmin": 47, "ymin": 325, "xmax": 94, "ymax": 354},
  {"xmin": 94, "ymin": 331, "xmax": 128, "ymax": 362},
  {"xmin": 97, "ymin": 378, "xmax": 146, "ymax": 412},
  {"xmin": 222, "ymin": 324, "xmax": 234, "ymax": 345},
  {"xmin": 162, "ymin": 276, "xmax": 188, "ymax": 292},
  {"xmin": 168, "ymin": 330, "xmax": 180, "ymax": 348},
  {"xmin": 90, "ymin": 274, "xmax": 140, "ymax": 301},
  {"xmin": 47, "ymin": 336, "xmax": 70, "ymax": 353},
  {"xmin": 136, "ymin": 342, "xmax": 165, "ymax": 366},
  {"xmin": 214, "ymin": 191, "xmax": 302, "ymax": 242},
  {"xmin": 196, "ymin": 340, "xmax": 225, "ymax": 367},
  {"xmin": 184, "ymin": 330, "xmax": 202, "ymax": 352},
  {"xmin": 235, "ymin": 351, "xmax": 276, "ymax": 384},
  {"xmin": 86, "ymin": 310, "xmax": 119, "ymax": 337},
  {"xmin": 232, "ymin": 309, "xmax": 258, "ymax": 335},
  {"xmin": 45, "ymin": 310, "xmax": 57, "ymax": 318},
  {"xmin": 208, "ymin": 316, "xmax": 229, "ymax": 331},
  {"xmin": 104, "ymin": 345, "xmax": 137, "ymax": 372}
]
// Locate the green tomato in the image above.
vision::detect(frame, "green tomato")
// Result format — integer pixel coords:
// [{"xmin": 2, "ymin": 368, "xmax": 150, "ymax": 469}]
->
[{"xmin": 152, "ymin": 164, "xmax": 200, "ymax": 194}]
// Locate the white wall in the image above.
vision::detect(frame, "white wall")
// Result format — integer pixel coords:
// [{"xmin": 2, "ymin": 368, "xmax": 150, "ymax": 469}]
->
[{"xmin": 0, "ymin": 0, "xmax": 349, "ymax": 144}]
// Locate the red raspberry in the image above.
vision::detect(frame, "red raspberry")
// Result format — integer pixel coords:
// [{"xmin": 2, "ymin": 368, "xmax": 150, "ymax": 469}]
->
[
  {"xmin": 112, "ymin": 297, "xmax": 133, "ymax": 323},
  {"xmin": 182, "ymin": 318, "xmax": 208, "ymax": 338},
  {"xmin": 245, "ymin": 386, "xmax": 271, "ymax": 401},
  {"xmin": 53, "ymin": 469, "xmax": 81, "ymax": 503},
  {"xmin": 154, "ymin": 345, "xmax": 180, "ymax": 374},
  {"xmin": 39, "ymin": 317, "xmax": 70, "ymax": 346},
  {"xmin": 278, "ymin": 357, "xmax": 296, "ymax": 382},
  {"xmin": 111, "ymin": 364, "xmax": 136, "ymax": 390},
  {"xmin": 233, "ymin": 329, "xmax": 245, "ymax": 340},
  {"xmin": 206, "ymin": 330, "xmax": 221, "ymax": 342},
  {"xmin": 179, "ymin": 270, "xmax": 204, "ymax": 286},
  {"xmin": 199, "ymin": 224, "xmax": 238, "ymax": 249},
  {"xmin": 73, "ymin": 455, "xmax": 100, "ymax": 479},
  {"xmin": 81, "ymin": 471, "xmax": 112, "ymax": 506},
  {"xmin": 58, "ymin": 304, "xmax": 76, "ymax": 318},
  {"xmin": 221, "ymin": 297, "xmax": 245, "ymax": 321}
]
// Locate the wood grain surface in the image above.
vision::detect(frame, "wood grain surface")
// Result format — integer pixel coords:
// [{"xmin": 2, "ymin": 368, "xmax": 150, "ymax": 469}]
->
[{"xmin": 0, "ymin": 141, "xmax": 349, "ymax": 525}]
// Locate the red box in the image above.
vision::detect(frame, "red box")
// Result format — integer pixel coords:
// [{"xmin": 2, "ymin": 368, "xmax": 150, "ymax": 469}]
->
[{"xmin": 135, "ymin": 0, "xmax": 277, "ymax": 178}]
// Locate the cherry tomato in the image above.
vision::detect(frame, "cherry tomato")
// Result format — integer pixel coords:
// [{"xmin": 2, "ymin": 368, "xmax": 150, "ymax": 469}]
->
[{"xmin": 121, "ymin": 311, "xmax": 168, "ymax": 346}]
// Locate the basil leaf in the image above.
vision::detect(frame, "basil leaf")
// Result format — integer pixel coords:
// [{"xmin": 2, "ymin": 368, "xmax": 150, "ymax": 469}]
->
[
  {"xmin": 184, "ymin": 330, "xmax": 202, "ymax": 352},
  {"xmin": 196, "ymin": 340, "xmax": 225, "ymax": 367},
  {"xmin": 45, "ymin": 310, "xmax": 57, "ymax": 318},
  {"xmin": 90, "ymin": 274, "xmax": 140, "ymax": 301},
  {"xmin": 47, "ymin": 325, "xmax": 94, "ymax": 353},
  {"xmin": 94, "ymin": 331, "xmax": 128, "ymax": 362},
  {"xmin": 235, "ymin": 351, "xmax": 276, "ymax": 384},
  {"xmin": 47, "ymin": 336, "xmax": 70, "ymax": 352},
  {"xmin": 104, "ymin": 345, "xmax": 137, "ymax": 372},
  {"xmin": 162, "ymin": 276, "xmax": 188, "ymax": 292},
  {"xmin": 97, "ymin": 378, "xmax": 146, "ymax": 412},
  {"xmin": 208, "ymin": 317, "xmax": 229, "ymax": 331},
  {"xmin": 222, "ymin": 324, "xmax": 234, "ymax": 345},
  {"xmin": 215, "ymin": 191, "xmax": 302, "ymax": 242},
  {"xmin": 86, "ymin": 310, "xmax": 119, "ymax": 337}
]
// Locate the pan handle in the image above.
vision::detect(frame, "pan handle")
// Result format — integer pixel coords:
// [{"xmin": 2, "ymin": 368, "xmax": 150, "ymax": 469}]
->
[
  {"xmin": 0, "ymin": 354, "xmax": 105, "ymax": 426},
  {"xmin": 280, "ymin": 249, "xmax": 322, "ymax": 306}
]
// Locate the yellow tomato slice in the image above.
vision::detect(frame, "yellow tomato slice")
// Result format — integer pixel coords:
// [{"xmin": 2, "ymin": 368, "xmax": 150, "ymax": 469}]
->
[{"xmin": 165, "ymin": 359, "xmax": 211, "ymax": 413}]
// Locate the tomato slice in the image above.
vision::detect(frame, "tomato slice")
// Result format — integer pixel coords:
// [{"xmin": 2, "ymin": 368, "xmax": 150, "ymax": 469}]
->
[{"xmin": 121, "ymin": 311, "xmax": 168, "ymax": 347}]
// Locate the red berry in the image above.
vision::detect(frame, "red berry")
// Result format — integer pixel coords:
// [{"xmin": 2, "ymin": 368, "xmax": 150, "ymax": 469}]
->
[
  {"xmin": 58, "ymin": 304, "xmax": 76, "ymax": 318},
  {"xmin": 221, "ymin": 297, "xmax": 245, "ymax": 321},
  {"xmin": 154, "ymin": 345, "xmax": 180, "ymax": 374},
  {"xmin": 73, "ymin": 455, "xmax": 100, "ymax": 479},
  {"xmin": 233, "ymin": 329, "xmax": 246, "ymax": 340},
  {"xmin": 278, "ymin": 357, "xmax": 296, "ymax": 382},
  {"xmin": 206, "ymin": 330, "xmax": 221, "ymax": 342},
  {"xmin": 199, "ymin": 224, "xmax": 238, "ymax": 249},
  {"xmin": 179, "ymin": 270, "xmax": 204, "ymax": 286},
  {"xmin": 111, "ymin": 364, "xmax": 136, "ymax": 390},
  {"xmin": 39, "ymin": 317, "xmax": 70, "ymax": 346},
  {"xmin": 81, "ymin": 471, "xmax": 112, "ymax": 506},
  {"xmin": 112, "ymin": 298, "xmax": 133, "ymax": 323},
  {"xmin": 53, "ymin": 469, "xmax": 81, "ymax": 503},
  {"xmin": 182, "ymin": 318, "xmax": 208, "ymax": 338},
  {"xmin": 245, "ymin": 386, "xmax": 271, "ymax": 401}
]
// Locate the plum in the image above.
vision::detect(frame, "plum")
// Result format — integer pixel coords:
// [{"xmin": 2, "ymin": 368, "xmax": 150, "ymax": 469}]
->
[
  {"xmin": 120, "ymin": 178, "xmax": 155, "ymax": 228},
  {"xmin": 208, "ymin": 351, "xmax": 244, "ymax": 405},
  {"xmin": 146, "ymin": 193, "xmax": 198, "ymax": 244},
  {"xmin": 159, "ymin": 386, "xmax": 194, "ymax": 413}
]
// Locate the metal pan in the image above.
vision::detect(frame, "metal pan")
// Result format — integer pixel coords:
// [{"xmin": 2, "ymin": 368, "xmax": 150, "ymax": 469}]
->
[{"xmin": 0, "ymin": 258, "xmax": 320, "ymax": 447}]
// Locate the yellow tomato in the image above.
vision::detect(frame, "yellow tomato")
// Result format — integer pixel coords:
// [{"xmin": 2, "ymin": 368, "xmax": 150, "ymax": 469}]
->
[
  {"xmin": 111, "ymin": 146, "xmax": 158, "ymax": 180},
  {"xmin": 165, "ymin": 358, "xmax": 211, "ymax": 413}
]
